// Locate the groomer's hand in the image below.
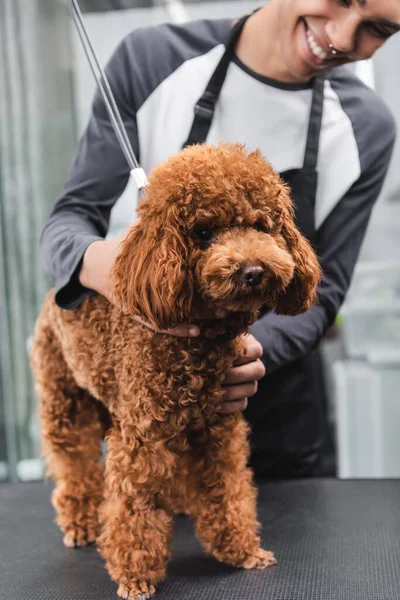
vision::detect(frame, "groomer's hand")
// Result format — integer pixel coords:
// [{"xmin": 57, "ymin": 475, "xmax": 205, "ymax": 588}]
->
[
  {"xmin": 218, "ymin": 333, "xmax": 265, "ymax": 415},
  {"xmin": 79, "ymin": 235, "xmax": 120, "ymax": 303},
  {"xmin": 79, "ymin": 227, "xmax": 136, "ymax": 306}
]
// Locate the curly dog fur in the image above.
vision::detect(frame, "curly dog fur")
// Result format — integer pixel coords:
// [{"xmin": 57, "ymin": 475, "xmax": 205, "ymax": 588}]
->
[{"xmin": 31, "ymin": 143, "xmax": 321, "ymax": 600}]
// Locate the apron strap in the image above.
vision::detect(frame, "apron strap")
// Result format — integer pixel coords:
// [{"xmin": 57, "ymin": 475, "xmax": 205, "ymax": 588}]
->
[
  {"xmin": 303, "ymin": 74, "xmax": 325, "ymax": 172},
  {"xmin": 183, "ymin": 14, "xmax": 250, "ymax": 148},
  {"xmin": 280, "ymin": 75, "xmax": 325, "ymax": 241}
]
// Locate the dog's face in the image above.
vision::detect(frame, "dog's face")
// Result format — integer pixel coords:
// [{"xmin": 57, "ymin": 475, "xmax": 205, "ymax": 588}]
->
[
  {"xmin": 113, "ymin": 144, "xmax": 321, "ymax": 330},
  {"xmin": 188, "ymin": 206, "xmax": 295, "ymax": 315}
]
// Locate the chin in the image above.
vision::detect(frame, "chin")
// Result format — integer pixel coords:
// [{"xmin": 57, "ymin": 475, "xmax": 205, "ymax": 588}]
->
[{"xmin": 281, "ymin": 45, "xmax": 315, "ymax": 82}]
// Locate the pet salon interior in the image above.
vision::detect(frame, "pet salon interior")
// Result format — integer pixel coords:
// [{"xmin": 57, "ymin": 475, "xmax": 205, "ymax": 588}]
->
[{"xmin": 2, "ymin": 1, "xmax": 400, "ymax": 599}]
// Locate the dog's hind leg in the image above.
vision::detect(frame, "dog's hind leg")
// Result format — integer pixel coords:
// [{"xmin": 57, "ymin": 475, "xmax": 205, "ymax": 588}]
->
[{"xmin": 31, "ymin": 320, "xmax": 105, "ymax": 548}]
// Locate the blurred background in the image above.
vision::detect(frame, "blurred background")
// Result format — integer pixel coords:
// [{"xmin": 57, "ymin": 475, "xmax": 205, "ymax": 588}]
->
[{"xmin": 1, "ymin": 0, "xmax": 400, "ymax": 482}]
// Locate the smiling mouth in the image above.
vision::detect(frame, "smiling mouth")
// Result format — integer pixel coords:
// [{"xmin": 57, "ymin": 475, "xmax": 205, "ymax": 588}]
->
[
  {"xmin": 301, "ymin": 18, "xmax": 343, "ymax": 66},
  {"xmin": 306, "ymin": 27, "xmax": 328, "ymax": 60}
]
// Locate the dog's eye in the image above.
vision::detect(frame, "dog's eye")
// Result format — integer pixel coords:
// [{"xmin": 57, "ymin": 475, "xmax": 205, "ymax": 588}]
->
[{"xmin": 195, "ymin": 228, "xmax": 214, "ymax": 243}]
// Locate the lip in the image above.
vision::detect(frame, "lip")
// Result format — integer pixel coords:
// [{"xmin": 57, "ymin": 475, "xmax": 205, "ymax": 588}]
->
[
  {"xmin": 301, "ymin": 18, "xmax": 345, "ymax": 71},
  {"xmin": 301, "ymin": 19, "xmax": 329, "ymax": 69}
]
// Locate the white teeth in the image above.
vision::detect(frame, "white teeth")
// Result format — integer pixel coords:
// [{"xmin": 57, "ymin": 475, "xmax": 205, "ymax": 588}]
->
[{"xmin": 306, "ymin": 30, "xmax": 328, "ymax": 61}]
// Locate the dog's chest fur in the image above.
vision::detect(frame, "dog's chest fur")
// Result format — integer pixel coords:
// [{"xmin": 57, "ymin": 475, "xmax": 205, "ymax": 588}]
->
[
  {"xmin": 129, "ymin": 323, "xmax": 242, "ymax": 428},
  {"xmin": 49, "ymin": 294, "xmax": 244, "ymax": 430}
]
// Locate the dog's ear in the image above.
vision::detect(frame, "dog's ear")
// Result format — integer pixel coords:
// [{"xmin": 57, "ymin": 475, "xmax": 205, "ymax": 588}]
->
[
  {"xmin": 112, "ymin": 217, "xmax": 193, "ymax": 330},
  {"xmin": 274, "ymin": 192, "xmax": 321, "ymax": 316}
]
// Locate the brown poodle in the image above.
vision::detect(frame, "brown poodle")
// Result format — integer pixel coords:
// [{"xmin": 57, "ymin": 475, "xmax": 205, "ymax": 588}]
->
[{"xmin": 31, "ymin": 143, "xmax": 321, "ymax": 600}]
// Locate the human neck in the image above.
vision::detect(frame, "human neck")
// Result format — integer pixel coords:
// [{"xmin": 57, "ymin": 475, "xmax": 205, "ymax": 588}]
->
[{"xmin": 235, "ymin": 2, "xmax": 305, "ymax": 85}]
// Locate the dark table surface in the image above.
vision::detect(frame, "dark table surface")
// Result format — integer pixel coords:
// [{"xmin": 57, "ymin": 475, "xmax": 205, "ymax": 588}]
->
[{"xmin": 1, "ymin": 479, "xmax": 400, "ymax": 600}]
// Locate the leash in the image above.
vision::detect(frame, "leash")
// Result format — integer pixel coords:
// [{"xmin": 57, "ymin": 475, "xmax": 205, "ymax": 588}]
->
[{"xmin": 67, "ymin": 0, "xmax": 148, "ymax": 192}]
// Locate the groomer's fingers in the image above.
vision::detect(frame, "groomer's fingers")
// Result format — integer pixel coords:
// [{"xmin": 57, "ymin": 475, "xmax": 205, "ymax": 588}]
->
[
  {"xmin": 164, "ymin": 324, "xmax": 200, "ymax": 337},
  {"xmin": 233, "ymin": 334, "xmax": 263, "ymax": 366},
  {"xmin": 223, "ymin": 359, "xmax": 265, "ymax": 385},
  {"xmin": 192, "ymin": 307, "xmax": 228, "ymax": 320},
  {"xmin": 132, "ymin": 316, "xmax": 200, "ymax": 337},
  {"xmin": 159, "ymin": 307, "xmax": 228, "ymax": 336},
  {"xmin": 217, "ymin": 398, "xmax": 248, "ymax": 415},
  {"xmin": 221, "ymin": 381, "xmax": 258, "ymax": 403},
  {"xmin": 131, "ymin": 307, "xmax": 229, "ymax": 337}
]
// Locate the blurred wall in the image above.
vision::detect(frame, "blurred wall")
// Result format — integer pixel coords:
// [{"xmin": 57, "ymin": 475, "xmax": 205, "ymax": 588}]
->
[
  {"xmin": 0, "ymin": 0, "xmax": 77, "ymax": 479},
  {"xmin": 358, "ymin": 34, "xmax": 400, "ymax": 263}
]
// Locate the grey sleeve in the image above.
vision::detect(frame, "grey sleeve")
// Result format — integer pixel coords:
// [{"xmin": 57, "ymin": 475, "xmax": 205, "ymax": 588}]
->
[
  {"xmin": 40, "ymin": 36, "xmax": 138, "ymax": 309},
  {"xmin": 251, "ymin": 100, "xmax": 396, "ymax": 374}
]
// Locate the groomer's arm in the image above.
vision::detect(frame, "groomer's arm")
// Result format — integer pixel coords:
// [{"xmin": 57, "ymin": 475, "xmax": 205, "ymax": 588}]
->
[
  {"xmin": 40, "ymin": 37, "xmax": 138, "ymax": 310},
  {"xmin": 251, "ymin": 107, "xmax": 396, "ymax": 374}
]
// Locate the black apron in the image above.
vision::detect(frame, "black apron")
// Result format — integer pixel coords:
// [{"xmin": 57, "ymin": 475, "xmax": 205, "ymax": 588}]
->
[{"xmin": 183, "ymin": 15, "xmax": 326, "ymax": 479}]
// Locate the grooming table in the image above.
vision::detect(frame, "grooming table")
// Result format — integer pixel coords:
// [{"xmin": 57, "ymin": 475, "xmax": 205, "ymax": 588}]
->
[{"xmin": 1, "ymin": 480, "xmax": 400, "ymax": 600}]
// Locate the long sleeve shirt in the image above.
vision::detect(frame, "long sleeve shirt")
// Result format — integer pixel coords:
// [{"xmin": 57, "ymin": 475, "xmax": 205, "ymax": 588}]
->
[{"xmin": 40, "ymin": 18, "xmax": 396, "ymax": 375}]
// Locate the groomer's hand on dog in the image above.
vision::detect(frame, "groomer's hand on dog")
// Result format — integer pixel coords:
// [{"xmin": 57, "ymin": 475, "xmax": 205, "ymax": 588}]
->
[
  {"xmin": 79, "ymin": 227, "xmax": 137, "ymax": 305},
  {"xmin": 219, "ymin": 334, "xmax": 265, "ymax": 414}
]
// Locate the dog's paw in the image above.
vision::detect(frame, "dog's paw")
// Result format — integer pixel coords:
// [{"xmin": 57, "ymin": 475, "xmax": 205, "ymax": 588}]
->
[
  {"xmin": 117, "ymin": 582, "xmax": 156, "ymax": 600},
  {"xmin": 241, "ymin": 548, "xmax": 277, "ymax": 569},
  {"xmin": 63, "ymin": 528, "xmax": 97, "ymax": 548}
]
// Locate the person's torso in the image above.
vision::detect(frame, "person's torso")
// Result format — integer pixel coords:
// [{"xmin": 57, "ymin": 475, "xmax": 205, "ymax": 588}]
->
[
  {"xmin": 114, "ymin": 17, "xmax": 390, "ymax": 475},
  {"xmin": 127, "ymin": 18, "xmax": 375, "ymax": 234}
]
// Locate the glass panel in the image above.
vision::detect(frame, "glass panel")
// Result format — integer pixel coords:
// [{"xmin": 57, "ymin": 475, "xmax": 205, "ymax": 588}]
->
[{"xmin": 0, "ymin": 0, "xmax": 77, "ymax": 480}]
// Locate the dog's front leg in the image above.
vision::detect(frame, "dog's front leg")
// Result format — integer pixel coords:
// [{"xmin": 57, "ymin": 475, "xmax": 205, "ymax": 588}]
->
[
  {"xmin": 192, "ymin": 414, "xmax": 277, "ymax": 570},
  {"xmin": 97, "ymin": 423, "xmax": 174, "ymax": 600}
]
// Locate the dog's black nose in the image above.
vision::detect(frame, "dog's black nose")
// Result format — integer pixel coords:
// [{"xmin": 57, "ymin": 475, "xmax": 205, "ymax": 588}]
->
[{"xmin": 241, "ymin": 264, "xmax": 264, "ymax": 287}]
